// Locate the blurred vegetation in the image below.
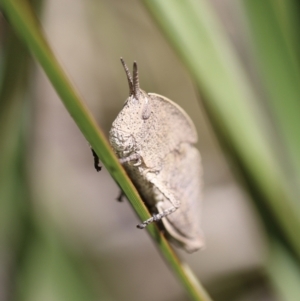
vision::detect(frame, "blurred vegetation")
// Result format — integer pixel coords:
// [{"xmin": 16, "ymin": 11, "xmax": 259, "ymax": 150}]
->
[
  {"xmin": 0, "ymin": 8, "xmax": 98, "ymax": 301},
  {"xmin": 1, "ymin": 0, "xmax": 300, "ymax": 301}
]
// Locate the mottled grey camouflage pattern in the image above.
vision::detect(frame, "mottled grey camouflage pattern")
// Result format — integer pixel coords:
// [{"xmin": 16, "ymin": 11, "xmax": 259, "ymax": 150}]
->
[{"xmin": 109, "ymin": 60, "xmax": 204, "ymax": 253}]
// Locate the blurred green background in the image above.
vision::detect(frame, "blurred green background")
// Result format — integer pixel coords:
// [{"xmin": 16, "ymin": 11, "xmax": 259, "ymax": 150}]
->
[{"xmin": 1, "ymin": 0, "xmax": 300, "ymax": 300}]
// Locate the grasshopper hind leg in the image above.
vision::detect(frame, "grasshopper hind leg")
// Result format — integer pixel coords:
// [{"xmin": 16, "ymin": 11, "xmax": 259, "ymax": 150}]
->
[
  {"xmin": 136, "ymin": 173, "xmax": 182, "ymax": 229},
  {"xmin": 136, "ymin": 203, "xmax": 178, "ymax": 229}
]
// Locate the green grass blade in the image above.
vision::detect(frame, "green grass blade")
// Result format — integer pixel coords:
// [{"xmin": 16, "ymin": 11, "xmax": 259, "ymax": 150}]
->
[
  {"xmin": 243, "ymin": 0, "xmax": 300, "ymax": 184},
  {"xmin": 142, "ymin": 0, "xmax": 300, "ymax": 258},
  {"xmin": 0, "ymin": 24, "xmax": 31, "ymax": 301},
  {"xmin": 0, "ymin": 0, "xmax": 213, "ymax": 300},
  {"xmin": 268, "ymin": 239, "xmax": 300, "ymax": 301}
]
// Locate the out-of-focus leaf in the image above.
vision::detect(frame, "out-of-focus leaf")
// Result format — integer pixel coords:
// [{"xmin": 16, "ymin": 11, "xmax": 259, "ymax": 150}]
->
[
  {"xmin": 16, "ymin": 227, "xmax": 98, "ymax": 301},
  {"xmin": 268, "ymin": 239, "xmax": 300, "ymax": 301},
  {"xmin": 142, "ymin": 0, "xmax": 300, "ymax": 260},
  {"xmin": 243, "ymin": 0, "xmax": 300, "ymax": 188}
]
